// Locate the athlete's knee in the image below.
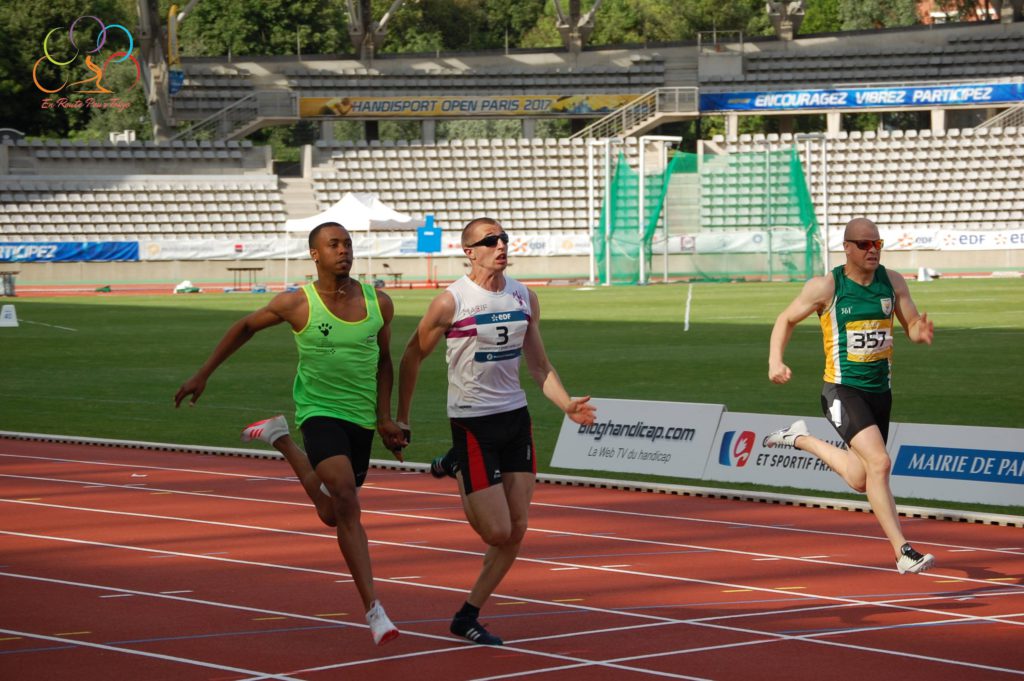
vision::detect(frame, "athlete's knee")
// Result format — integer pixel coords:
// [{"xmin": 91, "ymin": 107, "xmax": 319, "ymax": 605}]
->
[
  {"xmin": 329, "ymin": 485, "xmax": 361, "ymax": 521},
  {"xmin": 477, "ymin": 517, "xmax": 513, "ymax": 546},
  {"xmin": 849, "ymin": 478, "xmax": 867, "ymax": 494},
  {"xmin": 507, "ymin": 517, "xmax": 528, "ymax": 545},
  {"xmin": 863, "ymin": 452, "xmax": 892, "ymax": 479}
]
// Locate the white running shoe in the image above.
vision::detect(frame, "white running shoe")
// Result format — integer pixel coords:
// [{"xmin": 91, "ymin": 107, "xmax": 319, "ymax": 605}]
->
[
  {"xmin": 765, "ymin": 419, "xmax": 810, "ymax": 448},
  {"xmin": 365, "ymin": 600, "xmax": 399, "ymax": 645},
  {"xmin": 241, "ymin": 415, "xmax": 289, "ymax": 445},
  {"xmin": 896, "ymin": 543, "xmax": 935, "ymax": 574}
]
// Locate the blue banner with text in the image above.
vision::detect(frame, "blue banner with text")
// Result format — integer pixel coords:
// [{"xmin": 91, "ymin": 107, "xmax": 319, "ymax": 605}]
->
[
  {"xmin": 700, "ymin": 82, "xmax": 1024, "ymax": 112},
  {"xmin": 0, "ymin": 242, "xmax": 140, "ymax": 262}
]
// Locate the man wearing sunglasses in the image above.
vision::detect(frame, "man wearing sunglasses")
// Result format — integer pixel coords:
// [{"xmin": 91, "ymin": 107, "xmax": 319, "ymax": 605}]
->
[
  {"xmin": 766, "ymin": 217, "xmax": 936, "ymax": 575},
  {"xmin": 398, "ymin": 217, "xmax": 596, "ymax": 645}
]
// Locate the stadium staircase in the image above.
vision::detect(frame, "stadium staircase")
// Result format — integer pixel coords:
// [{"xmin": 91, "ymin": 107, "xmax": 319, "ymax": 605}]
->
[
  {"xmin": 279, "ymin": 177, "xmax": 319, "ymax": 220},
  {"xmin": 173, "ymin": 90, "xmax": 299, "ymax": 143},
  {"xmin": 977, "ymin": 103, "xmax": 1024, "ymax": 130},
  {"xmin": 570, "ymin": 87, "xmax": 700, "ymax": 139}
]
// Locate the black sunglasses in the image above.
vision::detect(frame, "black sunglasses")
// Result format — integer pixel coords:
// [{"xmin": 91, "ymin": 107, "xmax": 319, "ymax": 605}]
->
[
  {"xmin": 845, "ymin": 239, "xmax": 884, "ymax": 251},
  {"xmin": 467, "ymin": 232, "xmax": 509, "ymax": 248}
]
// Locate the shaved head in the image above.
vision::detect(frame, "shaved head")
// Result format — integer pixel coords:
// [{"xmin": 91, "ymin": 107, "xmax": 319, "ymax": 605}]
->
[
  {"xmin": 844, "ymin": 217, "xmax": 879, "ymax": 240},
  {"xmin": 462, "ymin": 217, "xmax": 501, "ymax": 247}
]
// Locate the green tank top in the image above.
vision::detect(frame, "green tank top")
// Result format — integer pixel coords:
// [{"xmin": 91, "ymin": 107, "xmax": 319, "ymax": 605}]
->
[
  {"xmin": 293, "ymin": 282, "xmax": 383, "ymax": 429},
  {"xmin": 818, "ymin": 264, "xmax": 895, "ymax": 393}
]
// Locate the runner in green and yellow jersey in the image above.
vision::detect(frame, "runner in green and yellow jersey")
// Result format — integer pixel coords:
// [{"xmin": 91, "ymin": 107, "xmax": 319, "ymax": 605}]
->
[
  {"xmin": 175, "ymin": 222, "xmax": 404, "ymax": 645},
  {"xmin": 766, "ymin": 217, "xmax": 936, "ymax": 575}
]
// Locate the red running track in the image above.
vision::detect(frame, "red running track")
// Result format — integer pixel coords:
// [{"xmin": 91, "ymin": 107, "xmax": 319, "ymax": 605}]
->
[{"xmin": 1, "ymin": 439, "xmax": 1022, "ymax": 681}]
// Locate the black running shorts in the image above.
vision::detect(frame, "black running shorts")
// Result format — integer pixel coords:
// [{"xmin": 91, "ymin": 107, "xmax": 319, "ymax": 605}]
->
[
  {"xmin": 299, "ymin": 416, "xmax": 374, "ymax": 487},
  {"xmin": 449, "ymin": 406, "xmax": 536, "ymax": 495},
  {"xmin": 820, "ymin": 383, "xmax": 893, "ymax": 445}
]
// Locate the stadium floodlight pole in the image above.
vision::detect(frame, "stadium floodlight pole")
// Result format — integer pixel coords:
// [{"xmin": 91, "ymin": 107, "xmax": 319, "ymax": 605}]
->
[{"xmin": 638, "ymin": 135, "xmax": 683, "ymax": 286}]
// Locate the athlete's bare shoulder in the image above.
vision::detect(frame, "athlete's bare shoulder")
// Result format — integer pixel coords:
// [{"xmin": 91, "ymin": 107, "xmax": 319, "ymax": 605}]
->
[{"xmin": 266, "ymin": 288, "xmax": 309, "ymax": 329}]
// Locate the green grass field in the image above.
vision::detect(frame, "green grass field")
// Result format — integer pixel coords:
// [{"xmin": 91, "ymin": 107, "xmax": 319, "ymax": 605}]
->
[{"xmin": 2, "ymin": 278, "xmax": 1021, "ymax": 512}]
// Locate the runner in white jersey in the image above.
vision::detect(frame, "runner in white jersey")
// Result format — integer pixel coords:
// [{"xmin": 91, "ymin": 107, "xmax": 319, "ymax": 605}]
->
[{"xmin": 397, "ymin": 217, "xmax": 596, "ymax": 646}]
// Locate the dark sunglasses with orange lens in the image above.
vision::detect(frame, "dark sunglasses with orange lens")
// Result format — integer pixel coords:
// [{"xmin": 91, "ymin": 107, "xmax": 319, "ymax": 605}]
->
[
  {"xmin": 467, "ymin": 232, "xmax": 509, "ymax": 248},
  {"xmin": 845, "ymin": 239, "xmax": 884, "ymax": 251}
]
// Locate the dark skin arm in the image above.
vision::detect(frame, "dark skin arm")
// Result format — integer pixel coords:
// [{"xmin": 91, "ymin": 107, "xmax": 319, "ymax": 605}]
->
[{"xmin": 174, "ymin": 290, "xmax": 304, "ymax": 407}]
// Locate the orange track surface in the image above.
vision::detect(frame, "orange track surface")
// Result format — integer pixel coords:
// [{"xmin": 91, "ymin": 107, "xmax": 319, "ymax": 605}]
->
[{"xmin": 1, "ymin": 438, "xmax": 1022, "ymax": 680}]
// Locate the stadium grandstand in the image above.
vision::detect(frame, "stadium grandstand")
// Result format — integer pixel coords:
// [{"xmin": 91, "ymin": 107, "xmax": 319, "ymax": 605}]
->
[{"xmin": 2, "ymin": 0, "xmax": 1023, "ymax": 292}]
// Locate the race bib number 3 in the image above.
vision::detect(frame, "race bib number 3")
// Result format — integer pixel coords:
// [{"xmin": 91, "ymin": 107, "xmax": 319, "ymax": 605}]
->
[
  {"xmin": 845, "ymin": 319, "xmax": 893, "ymax": 362},
  {"xmin": 473, "ymin": 310, "xmax": 527, "ymax": 362}
]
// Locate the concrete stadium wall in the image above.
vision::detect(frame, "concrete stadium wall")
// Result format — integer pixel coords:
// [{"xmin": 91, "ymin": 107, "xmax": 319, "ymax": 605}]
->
[{"xmin": 11, "ymin": 249, "xmax": 1021, "ymax": 291}]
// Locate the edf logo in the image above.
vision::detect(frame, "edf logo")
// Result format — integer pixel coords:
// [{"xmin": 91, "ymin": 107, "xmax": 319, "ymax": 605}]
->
[{"xmin": 719, "ymin": 431, "xmax": 755, "ymax": 467}]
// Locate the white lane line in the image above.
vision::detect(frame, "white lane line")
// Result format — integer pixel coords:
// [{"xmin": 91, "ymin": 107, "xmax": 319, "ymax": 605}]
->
[
  {"xmin": 0, "ymin": 627, "xmax": 298, "ymax": 680},
  {"xmin": 20, "ymin": 320, "xmax": 77, "ymax": 332},
  {"xmin": 4, "ymin": 476, "xmax": 1024, "ymax": 598},
  {"xmin": 4, "ymin": 453, "xmax": 1019, "ymax": 559},
  {"xmin": 6, "ymin": 528, "xmax": 1024, "ymax": 678},
  {"xmin": 0, "ymin": 571, "xmax": 701, "ymax": 681},
  {"xmin": 4, "ymin": 505, "xmax": 1024, "ymax": 633},
  {"xmin": 6, "ymin": 470, "xmax": 1023, "ymax": 594}
]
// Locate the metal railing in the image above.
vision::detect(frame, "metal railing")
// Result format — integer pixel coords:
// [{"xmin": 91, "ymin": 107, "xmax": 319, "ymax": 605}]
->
[
  {"xmin": 696, "ymin": 30, "xmax": 744, "ymax": 55},
  {"xmin": 172, "ymin": 90, "xmax": 297, "ymax": 142},
  {"xmin": 570, "ymin": 87, "xmax": 699, "ymax": 140},
  {"xmin": 976, "ymin": 103, "xmax": 1024, "ymax": 130}
]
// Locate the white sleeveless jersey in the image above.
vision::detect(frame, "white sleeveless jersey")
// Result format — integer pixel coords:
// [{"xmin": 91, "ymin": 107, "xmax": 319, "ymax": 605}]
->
[{"xmin": 444, "ymin": 275, "xmax": 532, "ymax": 418}]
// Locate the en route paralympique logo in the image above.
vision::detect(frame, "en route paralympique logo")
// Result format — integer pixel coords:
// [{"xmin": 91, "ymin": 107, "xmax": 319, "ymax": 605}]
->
[
  {"xmin": 33, "ymin": 15, "xmax": 140, "ymax": 111},
  {"xmin": 718, "ymin": 430, "xmax": 755, "ymax": 467}
]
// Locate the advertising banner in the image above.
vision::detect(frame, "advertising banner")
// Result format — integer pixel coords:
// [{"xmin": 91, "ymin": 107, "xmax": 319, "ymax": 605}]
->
[
  {"xmin": 700, "ymin": 82, "xmax": 1024, "ymax": 113},
  {"xmin": 299, "ymin": 94, "xmax": 638, "ymax": 118},
  {"xmin": 889, "ymin": 423, "xmax": 1024, "ymax": 506},
  {"xmin": 703, "ymin": 412, "xmax": 856, "ymax": 494},
  {"xmin": 551, "ymin": 398, "xmax": 725, "ymax": 479},
  {"xmin": 0, "ymin": 242, "xmax": 139, "ymax": 262},
  {"xmin": 829, "ymin": 228, "xmax": 1024, "ymax": 252}
]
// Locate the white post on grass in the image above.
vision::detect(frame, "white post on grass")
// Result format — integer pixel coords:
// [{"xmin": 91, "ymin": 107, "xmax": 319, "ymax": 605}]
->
[{"xmin": 683, "ymin": 283, "xmax": 693, "ymax": 331}]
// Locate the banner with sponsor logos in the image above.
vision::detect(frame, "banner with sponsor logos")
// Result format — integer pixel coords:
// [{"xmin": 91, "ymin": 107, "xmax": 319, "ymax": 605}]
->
[
  {"xmin": 553, "ymin": 401, "xmax": 1023, "ymax": 507},
  {"xmin": 700, "ymin": 82, "xmax": 1024, "ymax": 113},
  {"xmin": 889, "ymin": 423, "xmax": 1024, "ymax": 506},
  {"xmin": 703, "ymin": 412, "xmax": 855, "ymax": 494},
  {"xmin": 138, "ymin": 234, "xmax": 595, "ymax": 261},
  {"xmin": 827, "ymin": 228, "xmax": 1024, "ymax": 252},
  {"xmin": 551, "ymin": 397, "xmax": 725, "ymax": 479},
  {"xmin": 299, "ymin": 94, "xmax": 638, "ymax": 119},
  {"xmin": 0, "ymin": 242, "xmax": 139, "ymax": 262}
]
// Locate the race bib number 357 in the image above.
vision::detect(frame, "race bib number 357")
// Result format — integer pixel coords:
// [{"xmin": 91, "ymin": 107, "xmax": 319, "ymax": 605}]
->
[{"xmin": 845, "ymin": 319, "xmax": 893, "ymax": 362}]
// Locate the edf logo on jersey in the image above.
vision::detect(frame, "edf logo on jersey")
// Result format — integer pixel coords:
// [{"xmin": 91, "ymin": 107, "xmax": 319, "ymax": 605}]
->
[{"xmin": 719, "ymin": 430, "xmax": 755, "ymax": 467}]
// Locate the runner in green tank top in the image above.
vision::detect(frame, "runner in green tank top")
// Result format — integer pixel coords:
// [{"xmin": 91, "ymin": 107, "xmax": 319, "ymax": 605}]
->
[
  {"xmin": 175, "ymin": 222, "xmax": 405, "ymax": 645},
  {"xmin": 766, "ymin": 217, "xmax": 937, "ymax": 575}
]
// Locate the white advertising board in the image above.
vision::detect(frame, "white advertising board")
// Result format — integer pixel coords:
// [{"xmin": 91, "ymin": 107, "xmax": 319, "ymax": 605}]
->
[
  {"xmin": 888, "ymin": 422, "xmax": 1024, "ymax": 506},
  {"xmin": 551, "ymin": 398, "xmax": 725, "ymax": 479},
  {"xmin": 703, "ymin": 412, "xmax": 857, "ymax": 494}
]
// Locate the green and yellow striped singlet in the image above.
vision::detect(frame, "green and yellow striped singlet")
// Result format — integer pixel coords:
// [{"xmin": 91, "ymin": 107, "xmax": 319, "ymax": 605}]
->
[
  {"xmin": 818, "ymin": 264, "xmax": 895, "ymax": 393},
  {"xmin": 293, "ymin": 282, "xmax": 383, "ymax": 429}
]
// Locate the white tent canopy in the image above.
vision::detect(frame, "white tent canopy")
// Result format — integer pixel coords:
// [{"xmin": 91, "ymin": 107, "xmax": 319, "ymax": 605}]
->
[
  {"xmin": 283, "ymin": 193, "xmax": 421, "ymax": 285},
  {"xmin": 284, "ymin": 192, "xmax": 420, "ymax": 233}
]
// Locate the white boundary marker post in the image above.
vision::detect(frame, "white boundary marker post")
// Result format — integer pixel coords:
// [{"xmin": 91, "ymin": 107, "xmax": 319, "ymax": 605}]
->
[{"xmin": 684, "ymin": 283, "xmax": 693, "ymax": 331}]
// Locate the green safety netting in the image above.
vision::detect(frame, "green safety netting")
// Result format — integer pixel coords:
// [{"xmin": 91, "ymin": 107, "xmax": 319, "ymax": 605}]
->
[{"xmin": 593, "ymin": 146, "xmax": 822, "ymax": 284}]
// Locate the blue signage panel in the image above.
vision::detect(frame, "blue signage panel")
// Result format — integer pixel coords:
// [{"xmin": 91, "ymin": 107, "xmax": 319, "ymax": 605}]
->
[
  {"xmin": 892, "ymin": 444, "xmax": 1024, "ymax": 485},
  {"xmin": 416, "ymin": 215, "xmax": 441, "ymax": 253},
  {"xmin": 0, "ymin": 242, "xmax": 140, "ymax": 262},
  {"xmin": 700, "ymin": 82, "xmax": 1024, "ymax": 112}
]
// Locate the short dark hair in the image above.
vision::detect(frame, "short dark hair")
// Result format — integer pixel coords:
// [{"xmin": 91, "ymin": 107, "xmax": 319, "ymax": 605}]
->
[
  {"xmin": 462, "ymin": 217, "xmax": 500, "ymax": 247},
  {"xmin": 309, "ymin": 221, "xmax": 345, "ymax": 249}
]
